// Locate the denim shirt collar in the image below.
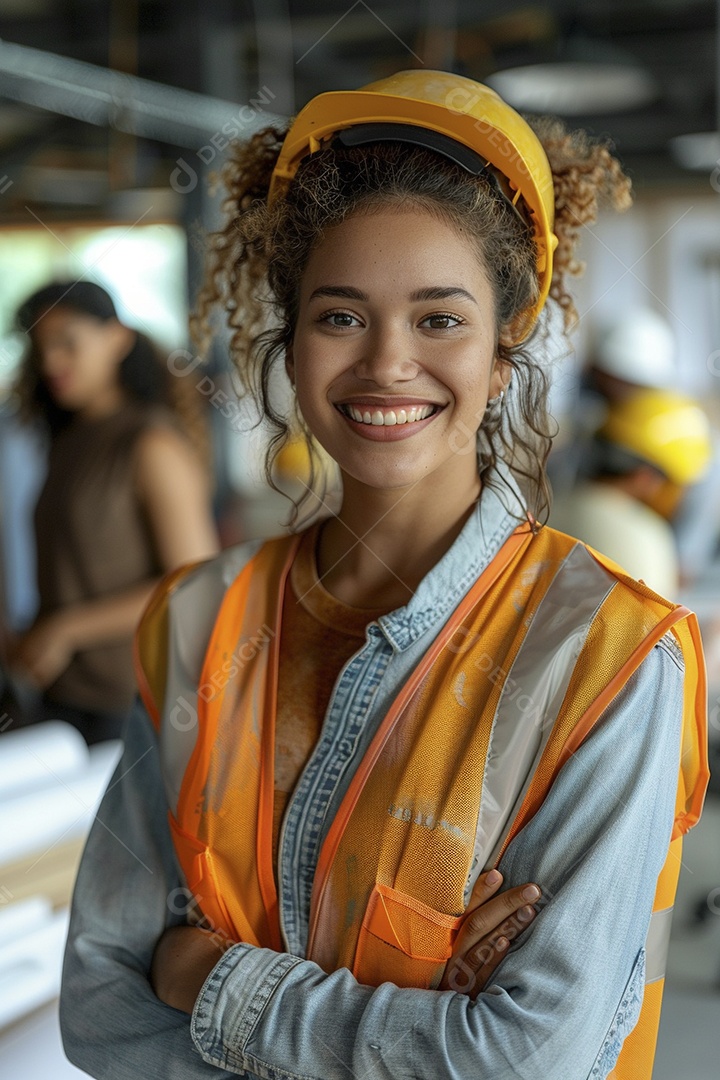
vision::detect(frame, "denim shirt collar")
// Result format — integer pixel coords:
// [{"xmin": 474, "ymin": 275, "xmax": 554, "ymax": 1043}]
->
[{"xmin": 376, "ymin": 463, "xmax": 527, "ymax": 653}]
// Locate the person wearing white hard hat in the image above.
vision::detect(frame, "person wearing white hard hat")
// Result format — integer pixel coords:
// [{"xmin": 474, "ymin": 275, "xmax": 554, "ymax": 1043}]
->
[
  {"xmin": 593, "ymin": 309, "xmax": 720, "ymax": 585},
  {"xmin": 590, "ymin": 307, "xmax": 678, "ymax": 396},
  {"xmin": 550, "ymin": 306, "xmax": 720, "ymax": 584}
]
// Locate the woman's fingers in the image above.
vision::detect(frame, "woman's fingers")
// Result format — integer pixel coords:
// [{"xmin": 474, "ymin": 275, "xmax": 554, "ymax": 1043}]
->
[
  {"xmin": 452, "ymin": 933, "xmax": 510, "ymax": 996},
  {"xmin": 439, "ymin": 875, "xmax": 542, "ymax": 997},
  {"xmin": 466, "ymin": 868, "xmax": 505, "ymax": 906},
  {"xmin": 442, "ymin": 901, "xmax": 538, "ymax": 997},
  {"xmin": 459, "ymin": 881, "xmax": 540, "ymax": 954}
]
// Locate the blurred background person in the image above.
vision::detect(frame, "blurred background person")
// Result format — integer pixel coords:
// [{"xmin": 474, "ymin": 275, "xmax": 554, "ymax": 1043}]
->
[
  {"xmin": 550, "ymin": 388, "xmax": 713, "ymax": 595},
  {"xmin": 550, "ymin": 307, "xmax": 720, "ymax": 586},
  {"xmin": 4, "ymin": 280, "xmax": 219, "ymax": 744}
]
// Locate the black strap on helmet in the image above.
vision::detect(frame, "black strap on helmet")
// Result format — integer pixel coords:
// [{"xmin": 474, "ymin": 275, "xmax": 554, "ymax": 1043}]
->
[
  {"xmin": 333, "ymin": 122, "xmax": 531, "ymax": 228},
  {"xmin": 334, "ymin": 122, "xmax": 488, "ymax": 174}
]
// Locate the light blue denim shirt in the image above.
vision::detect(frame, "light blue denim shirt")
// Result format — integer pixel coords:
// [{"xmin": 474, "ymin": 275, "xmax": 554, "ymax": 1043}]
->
[{"xmin": 60, "ymin": 473, "xmax": 684, "ymax": 1080}]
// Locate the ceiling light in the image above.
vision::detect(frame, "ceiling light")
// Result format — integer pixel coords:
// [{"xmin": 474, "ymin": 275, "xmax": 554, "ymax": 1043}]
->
[
  {"xmin": 487, "ymin": 63, "xmax": 657, "ymax": 115},
  {"xmin": 487, "ymin": 35, "xmax": 658, "ymax": 116},
  {"xmin": 669, "ymin": 132, "xmax": 720, "ymax": 170}
]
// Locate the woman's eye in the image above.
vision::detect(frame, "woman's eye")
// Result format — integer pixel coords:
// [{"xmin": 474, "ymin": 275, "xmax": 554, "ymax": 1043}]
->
[
  {"xmin": 320, "ymin": 311, "xmax": 359, "ymax": 328},
  {"xmin": 421, "ymin": 313, "xmax": 464, "ymax": 330}
]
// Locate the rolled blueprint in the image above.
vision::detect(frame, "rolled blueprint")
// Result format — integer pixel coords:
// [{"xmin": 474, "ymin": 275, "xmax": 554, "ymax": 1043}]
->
[
  {"xmin": 0, "ymin": 905, "xmax": 69, "ymax": 1029},
  {"xmin": 0, "ymin": 739, "xmax": 121, "ymax": 865},
  {"xmin": 0, "ymin": 721, "xmax": 88, "ymax": 800}
]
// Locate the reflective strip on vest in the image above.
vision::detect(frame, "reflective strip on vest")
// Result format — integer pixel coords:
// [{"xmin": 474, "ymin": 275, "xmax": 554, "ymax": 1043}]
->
[
  {"xmin": 159, "ymin": 541, "xmax": 264, "ymax": 815},
  {"xmin": 470, "ymin": 542, "xmax": 615, "ymax": 892},
  {"xmin": 645, "ymin": 906, "xmax": 674, "ymax": 984}
]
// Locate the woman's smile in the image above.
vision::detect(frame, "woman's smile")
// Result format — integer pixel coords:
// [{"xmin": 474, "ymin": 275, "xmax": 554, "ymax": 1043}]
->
[{"xmin": 334, "ymin": 398, "xmax": 446, "ymax": 439}]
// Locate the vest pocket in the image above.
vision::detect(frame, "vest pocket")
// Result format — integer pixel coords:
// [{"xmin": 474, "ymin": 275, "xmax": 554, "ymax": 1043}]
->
[{"xmin": 352, "ymin": 882, "xmax": 463, "ymax": 990}]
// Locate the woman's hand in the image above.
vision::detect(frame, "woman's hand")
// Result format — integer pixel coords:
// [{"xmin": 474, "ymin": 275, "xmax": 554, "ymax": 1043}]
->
[
  {"xmin": 150, "ymin": 925, "xmax": 231, "ymax": 1014},
  {"xmin": 147, "ymin": 873, "xmax": 540, "ymax": 1014},
  {"xmin": 8, "ymin": 614, "xmax": 75, "ymax": 689},
  {"xmin": 439, "ymin": 870, "xmax": 540, "ymax": 999}
]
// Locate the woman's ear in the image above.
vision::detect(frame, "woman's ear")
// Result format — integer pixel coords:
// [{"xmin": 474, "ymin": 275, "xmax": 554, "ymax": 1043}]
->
[
  {"xmin": 489, "ymin": 357, "xmax": 512, "ymax": 399},
  {"xmin": 106, "ymin": 320, "xmax": 136, "ymax": 364},
  {"xmin": 285, "ymin": 346, "xmax": 295, "ymax": 388}
]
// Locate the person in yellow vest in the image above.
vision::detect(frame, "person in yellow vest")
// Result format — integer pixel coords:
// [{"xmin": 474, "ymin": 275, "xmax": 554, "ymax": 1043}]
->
[
  {"xmin": 551, "ymin": 388, "xmax": 713, "ymax": 596},
  {"xmin": 60, "ymin": 72, "xmax": 708, "ymax": 1080}
]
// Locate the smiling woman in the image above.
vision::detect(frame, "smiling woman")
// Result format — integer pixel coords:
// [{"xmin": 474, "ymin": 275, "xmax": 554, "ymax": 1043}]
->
[{"xmin": 60, "ymin": 71, "xmax": 708, "ymax": 1080}]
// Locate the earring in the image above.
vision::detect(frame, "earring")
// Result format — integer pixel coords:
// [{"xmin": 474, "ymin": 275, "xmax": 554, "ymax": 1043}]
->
[{"xmin": 486, "ymin": 389, "xmax": 505, "ymax": 411}]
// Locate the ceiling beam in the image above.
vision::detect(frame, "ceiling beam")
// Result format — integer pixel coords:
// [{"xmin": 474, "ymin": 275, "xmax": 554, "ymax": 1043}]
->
[{"xmin": 0, "ymin": 38, "xmax": 285, "ymax": 148}]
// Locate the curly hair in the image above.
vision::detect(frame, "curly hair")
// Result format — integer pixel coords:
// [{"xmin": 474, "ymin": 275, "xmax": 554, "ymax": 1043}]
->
[
  {"xmin": 14, "ymin": 281, "xmax": 212, "ymax": 475},
  {"xmin": 191, "ymin": 114, "xmax": 631, "ymax": 527}
]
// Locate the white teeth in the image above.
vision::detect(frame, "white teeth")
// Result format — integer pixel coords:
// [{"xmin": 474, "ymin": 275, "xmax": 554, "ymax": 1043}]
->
[{"xmin": 344, "ymin": 404, "xmax": 436, "ymax": 426}]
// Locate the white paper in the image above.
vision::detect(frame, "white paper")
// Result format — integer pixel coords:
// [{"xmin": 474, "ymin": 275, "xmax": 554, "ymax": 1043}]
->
[
  {"xmin": 0, "ymin": 740, "xmax": 121, "ymax": 864},
  {"xmin": 0, "ymin": 908, "xmax": 69, "ymax": 1029},
  {"xmin": 0, "ymin": 722, "xmax": 88, "ymax": 800}
]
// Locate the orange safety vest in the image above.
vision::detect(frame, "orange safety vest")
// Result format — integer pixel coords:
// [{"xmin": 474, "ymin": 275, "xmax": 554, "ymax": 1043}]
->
[{"xmin": 134, "ymin": 523, "xmax": 708, "ymax": 1080}]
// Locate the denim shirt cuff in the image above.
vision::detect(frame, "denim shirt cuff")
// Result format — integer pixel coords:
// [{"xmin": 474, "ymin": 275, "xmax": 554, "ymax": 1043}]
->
[{"xmin": 191, "ymin": 943, "xmax": 303, "ymax": 1072}]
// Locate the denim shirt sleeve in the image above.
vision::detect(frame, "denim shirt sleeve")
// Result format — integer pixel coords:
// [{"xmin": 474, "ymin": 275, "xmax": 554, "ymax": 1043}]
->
[
  {"xmin": 190, "ymin": 637, "xmax": 684, "ymax": 1080},
  {"xmin": 60, "ymin": 695, "xmax": 239, "ymax": 1079}
]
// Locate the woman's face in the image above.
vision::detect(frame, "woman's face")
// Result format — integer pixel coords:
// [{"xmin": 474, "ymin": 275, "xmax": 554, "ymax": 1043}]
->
[
  {"xmin": 32, "ymin": 306, "xmax": 132, "ymax": 412},
  {"xmin": 289, "ymin": 205, "xmax": 508, "ymax": 498}
]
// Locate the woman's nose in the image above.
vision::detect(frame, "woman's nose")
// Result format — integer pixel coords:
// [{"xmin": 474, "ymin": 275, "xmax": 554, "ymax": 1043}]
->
[{"xmin": 352, "ymin": 326, "xmax": 420, "ymax": 385}]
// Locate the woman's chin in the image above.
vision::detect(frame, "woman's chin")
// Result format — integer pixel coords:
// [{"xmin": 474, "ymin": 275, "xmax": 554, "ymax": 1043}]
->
[{"xmin": 44, "ymin": 383, "xmax": 74, "ymax": 406}]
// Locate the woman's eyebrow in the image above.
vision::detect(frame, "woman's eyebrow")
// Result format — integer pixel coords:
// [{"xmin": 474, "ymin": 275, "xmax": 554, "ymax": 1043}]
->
[
  {"xmin": 308, "ymin": 285, "xmax": 368, "ymax": 301},
  {"xmin": 410, "ymin": 286, "xmax": 478, "ymax": 305},
  {"xmin": 308, "ymin": 285, "xmax": 478, "ymax": 304}
]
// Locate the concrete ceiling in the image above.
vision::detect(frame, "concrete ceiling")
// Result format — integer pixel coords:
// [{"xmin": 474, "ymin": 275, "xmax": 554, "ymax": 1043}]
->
[{"xmin": 0, "ymin": 0, "xmax": 716, "ymax": 221}]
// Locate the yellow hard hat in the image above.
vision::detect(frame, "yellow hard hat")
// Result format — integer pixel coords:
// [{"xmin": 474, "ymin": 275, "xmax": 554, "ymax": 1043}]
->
[
  {"xmin": 598, "ymin": 389, "xmax": 712, "ymax": 486},
  {"xmin": 268, "ymin": 70, "xmax": 558, "ymax": 333}
]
